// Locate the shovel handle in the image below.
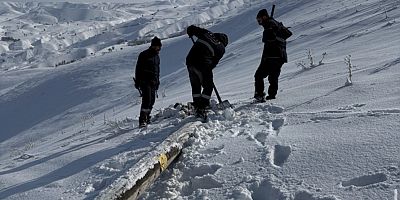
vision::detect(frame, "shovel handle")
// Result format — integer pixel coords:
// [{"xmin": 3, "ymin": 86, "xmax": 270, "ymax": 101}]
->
[{"xmin": 213, "ymin": 84, "xmax": 223, "ymax": 104}]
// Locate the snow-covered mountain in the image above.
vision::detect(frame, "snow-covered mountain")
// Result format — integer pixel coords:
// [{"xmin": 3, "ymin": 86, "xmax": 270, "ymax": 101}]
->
[{"xmin": 0, "ymin": 0, "xmax": 399, "ymax": 199}]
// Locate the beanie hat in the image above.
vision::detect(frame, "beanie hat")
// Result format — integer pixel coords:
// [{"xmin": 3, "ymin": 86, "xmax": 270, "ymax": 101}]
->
[
  {"xmin": 214, "ymin": 33, "xmax": 228, "ymax": 47},
  {"xmin": 151, "ymin": 36, "xmax": 162, "ymax": 46},
  {"xmin": 257, "ymin": 9, "xmax": 269, "ymax": 18}
]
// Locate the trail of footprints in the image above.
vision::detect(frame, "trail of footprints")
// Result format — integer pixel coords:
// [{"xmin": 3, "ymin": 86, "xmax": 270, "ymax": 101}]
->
[
  {"xmin": 246, "ymin": 104, "xmax": 292, "ymax": 167},
  {"xmin": 237, "ymin": 103, "xmax": 400, "ymax": 198},
  {"xmin": 149, "ymin": 103, "xmax": 399, "ymax": 199}
]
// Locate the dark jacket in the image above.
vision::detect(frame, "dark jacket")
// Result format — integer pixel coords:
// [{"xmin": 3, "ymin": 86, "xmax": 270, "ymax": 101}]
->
[
  {"xmin": 135, "ymin": 48, "xmax": 160, "ymax": 89},
  {"xmin": 261, "ymin": 18, "xmax": 288, "ymax": 63},
  {"xmin": 186, "ymin": 26, "xmax": 225, "ymax": 69}
]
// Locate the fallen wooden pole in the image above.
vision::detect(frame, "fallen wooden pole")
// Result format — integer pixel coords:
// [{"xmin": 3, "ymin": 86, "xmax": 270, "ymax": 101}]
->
[
  {"xmin": 96, "ymin": 122, "xmax": 200, "ymax": 200},
  {"xmin": 117, "ymin": 146, "xmax": 181, "ymax": 200}
]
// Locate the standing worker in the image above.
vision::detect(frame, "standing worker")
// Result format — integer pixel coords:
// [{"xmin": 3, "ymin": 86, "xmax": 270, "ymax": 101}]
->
[
  {"xmin": 254, "ymin": 8, "xmax": 292, "ymax": 102},
  {"xmin": 134, "ymin": 37, "xmax": 162, "ymax": 127}
]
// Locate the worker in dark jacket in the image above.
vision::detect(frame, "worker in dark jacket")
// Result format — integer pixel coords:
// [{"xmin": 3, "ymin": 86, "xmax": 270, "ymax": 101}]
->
[
  {"xmin": 134, "ymin": 36, "xmax": 161, "ymax": 127},
  {"xmin": 186, "ymin": 25, "xmax": 228, "ymax": 117},
  {"xmin": 254, "ymin": 9, "xmax": 291, "ymax": 102}
]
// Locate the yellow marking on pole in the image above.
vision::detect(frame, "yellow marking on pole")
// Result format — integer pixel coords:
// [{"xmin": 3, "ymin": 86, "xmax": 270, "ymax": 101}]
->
[{"xmin": 159, "ymin": 153, "xmax": 168, "ymax": 171}]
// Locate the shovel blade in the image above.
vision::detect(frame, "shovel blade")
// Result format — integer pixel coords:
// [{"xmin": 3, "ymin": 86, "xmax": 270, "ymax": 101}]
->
[{"xmin": 217, "ymin": 100, "xmax": 233, "ymax": 110}]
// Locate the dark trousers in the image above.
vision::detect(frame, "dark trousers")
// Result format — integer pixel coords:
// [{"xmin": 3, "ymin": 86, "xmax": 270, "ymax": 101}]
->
[
  {"xmin": 187, "ymin": 65, "xmax": 213, "ymax": 109},
  {"xmin": 139, "ymin": 84, "xmax": 156, "ymax": 122},
  {"xmin": 254, "ymin": 59, "xmax": 284, "ymax": 97}
]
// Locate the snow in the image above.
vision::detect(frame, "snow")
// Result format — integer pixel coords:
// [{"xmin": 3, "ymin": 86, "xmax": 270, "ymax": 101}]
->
[{"xmin": 1, "ymin": 0, "xmax": 400, "ymax": 199}]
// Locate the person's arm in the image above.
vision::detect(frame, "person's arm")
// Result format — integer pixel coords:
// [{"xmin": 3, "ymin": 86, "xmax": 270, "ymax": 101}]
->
[{"xmin": 155, "ymin": 56, "xmax": 160, "ymax": 90}]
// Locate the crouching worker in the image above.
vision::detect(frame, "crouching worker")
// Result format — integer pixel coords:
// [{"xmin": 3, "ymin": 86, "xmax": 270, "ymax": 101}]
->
[
  {"xmin": 134, "ymin": 37, "xmax": 162, "ymax": 128},
  {"xmin": 186, "ymin": 25, "xmax": 228, "ymax": 118}
]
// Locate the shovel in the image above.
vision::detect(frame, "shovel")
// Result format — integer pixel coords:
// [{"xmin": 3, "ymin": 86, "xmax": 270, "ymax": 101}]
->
[
  {"xmin": 189, "ymin": 36, "xmax": 233, "ymax": 109},
  {"xmin": 213, "ymin": 83, "xmax": 233, "ymax": 109}
]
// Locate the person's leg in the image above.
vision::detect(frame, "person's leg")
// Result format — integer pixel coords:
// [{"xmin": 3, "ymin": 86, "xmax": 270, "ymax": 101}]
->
[
  {"xmin": 139, "ymin": 85, "xmax": 152, "ymax": 125},
  {"xmin": 146, "ymin": 86, "xmax": 157, "ymax": 123},
  {"xmin": 267, "ymin": 60, "xmax": 283, "ymax": 99},
  {"xmin": 187, "ymin": 66, "xmax": 203, "ymax": 109},
  {"xmin": 254, "ymin": 60, "xmax": 268, "ymax": 100},
  {"xmin": 200, "ymin": 68, "xmax": 213, "ymax": 109}
]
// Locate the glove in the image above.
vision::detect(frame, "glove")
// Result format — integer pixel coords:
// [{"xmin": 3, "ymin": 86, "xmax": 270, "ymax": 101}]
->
[{"xmin": 187, "ymin": 25, "xmax": 196, "ymax": 37}]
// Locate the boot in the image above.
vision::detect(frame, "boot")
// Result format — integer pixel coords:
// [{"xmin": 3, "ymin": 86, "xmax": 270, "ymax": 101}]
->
[
  {"xmin": 195, "ymin": 107, "xmax": 207, "ymax": 121},
  {"xmin": 146, "ymin": 115, "xmax": 151, "ymax": 124},
  {"xmin": 265, "ymin": 95, "xmax": 276, "ymax": 100},
  {"xmin": 201, "ymin": 98, "xmax": 211, "ymax": 110},
  {"xmin": 139, "ymin": 115, "xmax": 147, "ymax": 128},
  {"xmin": 254, "ymin": 92, "xmax": 266, "ymax": 103}
]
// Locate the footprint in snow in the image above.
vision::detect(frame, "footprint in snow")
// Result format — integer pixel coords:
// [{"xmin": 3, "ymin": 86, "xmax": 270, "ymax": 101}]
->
[
  {"xmin": 181, "ymin": 163, "xmax": 222, "ymax": 181},
  {"xmin": 341, "ymin": 172, "xmax": 387, "ymax": 187},
  {"xmin": 268, "ymin": 145, "xmax": 292, "ymax": 167},
  {"xmin": 254, "ymin": 131, "xmax": 270, "ymax": 146},
  {"xmin": 267, "ymin": 105, "xmax": 285, "ymax": 114},
  {"xmin": 182, "ymin": 175, "xmax": 223, "ymax": 196},
  {"xmin": 199, "ymin": 145, "xmax": 224, "ymax": 155},
  {"xmin": 250, "ymin": 179, "xmax": 287, "ymax": 200},
  {"xmin": 255, "ymin": 118, "xmax": 286, "ymax": 143},
  {"xmin": 180, "ymin": 164, "xmax": 223, "ymax": 196},
  {"xmin": 271, "ymin": 118, "xmax": 285, "ymax": 133}
]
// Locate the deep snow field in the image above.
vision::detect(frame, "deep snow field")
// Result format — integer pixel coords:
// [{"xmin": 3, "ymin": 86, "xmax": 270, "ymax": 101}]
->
[{"xmin": 0, "ymin": 0, "xmax": 399, "ymax": 199}]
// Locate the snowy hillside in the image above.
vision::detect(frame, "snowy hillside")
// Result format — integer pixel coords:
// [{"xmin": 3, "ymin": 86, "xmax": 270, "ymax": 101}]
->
[
  {"xmin": 0, "ymin": 0, "xmax": 251, "ymax": 71},
  {"xmin": 1, "ymin": 0, "xmax": 399, "ymax": 199}
]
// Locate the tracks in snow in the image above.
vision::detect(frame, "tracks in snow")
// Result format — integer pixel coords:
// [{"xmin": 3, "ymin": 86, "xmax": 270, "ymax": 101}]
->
[{"xmin": 79, "ymin": 100, "xmax": 400, "ymax": 199}]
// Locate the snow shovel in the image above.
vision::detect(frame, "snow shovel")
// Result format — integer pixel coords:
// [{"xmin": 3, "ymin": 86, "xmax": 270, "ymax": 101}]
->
[
  {"xmin": 189, "ymin": 36, "xmax": 233, "ymax": 109},
  {"xmin": 213, "ymin": 83, "xmax": 233, "ymax": 110}
]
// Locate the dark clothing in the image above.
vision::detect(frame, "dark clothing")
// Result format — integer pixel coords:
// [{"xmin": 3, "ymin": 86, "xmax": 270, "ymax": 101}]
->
[
  {"xmin": 139, "ymin": 84, "xmax": 156, "ymax": 124},
  {"xmin": 254, "ymin": 59, "xmax": 283, "ymax": 97},
  {"xmin": 186, "ymin": 26, "xmax": 225, "ymax": 69},
  {"xmin": 135, "ymin": 47, "xmax": 160, "ymax": 124},
  {"xmin": 261, "ymin": 18, "xmax": 288, "ymax": 63},
  {"xmin": 254, "ymin": 18, "xmax": 288, "ymax": 99},
  {"xmin": 187, "ymin": 66, "xmax": 214, "ymax": 109},
  {"xmin": 186, "ymin": 26, "xmax": 226, "ymax": 109},
  {"xmin": 135, "ymin": 48, "xmax": 160, "ymax": 89}
]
